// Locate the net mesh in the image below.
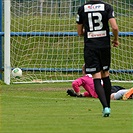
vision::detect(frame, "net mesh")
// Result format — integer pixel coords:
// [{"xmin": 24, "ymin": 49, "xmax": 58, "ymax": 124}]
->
[{"xmin": 6, "ymin": 0, "xmax": 133, "ymax": 83}]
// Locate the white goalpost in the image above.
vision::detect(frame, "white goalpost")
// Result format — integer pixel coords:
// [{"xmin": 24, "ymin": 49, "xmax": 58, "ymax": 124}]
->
[
  {"xmin": 4, "ymin": 0, "xmax": 11, "ymax": 85},
  {"xmin": 3, "ymin": 0, "xmax": 133, "ymax": 84}
]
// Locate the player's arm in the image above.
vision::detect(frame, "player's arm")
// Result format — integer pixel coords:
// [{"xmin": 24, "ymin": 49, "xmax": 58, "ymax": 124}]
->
[
  {"xmin": 77, "ymin": 24, "xmax": 84, "ymax": 36},
  {"xmin": 76, "ymin": 7, "xmax": 84, "ymax": 36},
  {"xmin": 109, "ymin": 18, "xmax": 119, "ymax": 47}
]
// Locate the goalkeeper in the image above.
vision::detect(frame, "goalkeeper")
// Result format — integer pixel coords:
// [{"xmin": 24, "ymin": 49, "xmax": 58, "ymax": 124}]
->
[{"xmin": 67, "ymin": 65, "xmax": 133, "ymax": 100}]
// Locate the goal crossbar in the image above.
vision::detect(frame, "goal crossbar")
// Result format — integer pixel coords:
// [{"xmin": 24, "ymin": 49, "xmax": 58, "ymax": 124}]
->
[{"xmin": 0, "ymin": 32, "xmax": 133, "ymax": 37}]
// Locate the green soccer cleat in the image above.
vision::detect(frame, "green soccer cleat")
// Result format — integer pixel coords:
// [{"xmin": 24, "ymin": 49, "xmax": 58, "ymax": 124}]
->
[{"xmin": 102, "ymin": 107, "xmax": 110, "ymax": 117}]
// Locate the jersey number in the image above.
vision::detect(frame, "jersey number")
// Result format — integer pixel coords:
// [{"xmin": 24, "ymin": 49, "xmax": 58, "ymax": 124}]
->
[{"xmin": 88, "ymin": 12, "xmax": 103, "ymax": 31}]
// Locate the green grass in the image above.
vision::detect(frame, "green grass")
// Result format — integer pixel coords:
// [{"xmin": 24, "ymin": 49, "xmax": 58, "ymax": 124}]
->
[{"xmin": 1, "ymin": 83, "xmax": 133, "ymax": 133}]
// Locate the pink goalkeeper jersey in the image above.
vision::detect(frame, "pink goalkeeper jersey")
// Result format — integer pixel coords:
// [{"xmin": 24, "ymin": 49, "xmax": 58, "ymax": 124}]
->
[{"xmin": 72, "ymin": 74, "xmax": 98, "ymax": 98}]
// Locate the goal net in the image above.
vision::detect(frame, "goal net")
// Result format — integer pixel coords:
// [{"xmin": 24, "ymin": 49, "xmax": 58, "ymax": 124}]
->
[{"xmin": 3, "ymin": 0, "xmax": 133, "ymax": 84}]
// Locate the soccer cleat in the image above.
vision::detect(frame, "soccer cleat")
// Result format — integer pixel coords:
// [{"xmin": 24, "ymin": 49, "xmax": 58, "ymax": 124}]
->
[
  {"xmin": 122, "ymin": 88, "xmax": 133, "ymax": 100},
  {"xmin": 130, "ymin": 94, "xmax": 133, "ymax": 99},
  {"xmin": 67, "ymin": 89, "xmax": 77, "ymax": 97},
  {"xmin": 102, "ymin": 107, "xmax": 110, "ymax": 117}
]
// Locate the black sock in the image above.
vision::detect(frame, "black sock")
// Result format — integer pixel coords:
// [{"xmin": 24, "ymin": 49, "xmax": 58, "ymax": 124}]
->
[
  {"xmin": 93, "ymin": 78, "xmax": 108, "ymax": 108},
  {"xmin": 102, "ymin": 76, "xmax": 111, "ymax": 108}
]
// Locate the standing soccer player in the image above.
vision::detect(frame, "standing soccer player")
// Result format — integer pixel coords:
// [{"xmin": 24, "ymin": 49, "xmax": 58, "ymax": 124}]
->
[{"xmin": 76, "ymin": 0, "xmax": 119, "ymax": 117}]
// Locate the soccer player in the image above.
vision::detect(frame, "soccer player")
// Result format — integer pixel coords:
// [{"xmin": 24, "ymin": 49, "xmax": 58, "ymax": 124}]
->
[
  {"xmin": 67, "ymin": 64, "xmax": 98, "ymax": 98},
  {"xmin": 111, "ymin": 87, "xmax": 133, "ymax": 100},
  {"xmin": 76, "ymin": 0, "xmax": 119, "ymax": 117},
  {"xmin": 67, "ymin": 79, "xmax": 133, "ymax": 100},
  {"xmin": 67, "ymin": 65, "xmax": 133, "ymax": 100}
]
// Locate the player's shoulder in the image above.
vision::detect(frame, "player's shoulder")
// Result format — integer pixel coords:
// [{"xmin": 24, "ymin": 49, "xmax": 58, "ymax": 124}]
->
[{"xmin": 78, "ymin": 4, "xmax": 84, "ymax": 13}]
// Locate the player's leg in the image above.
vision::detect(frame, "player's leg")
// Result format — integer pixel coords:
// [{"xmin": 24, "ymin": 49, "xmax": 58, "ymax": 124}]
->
[
  {"xmin": 83, "ymin": 83, "xmax": 98, "ymax": 98},
  {"xmin": 84, "ymin": 48, "xmax": 110, "ymax": 117},
  {"xmin": 102, "ymin": 72, "xmax": 111, "ymax": 108},
  {"xmin": 111, "ymin": 90, "xmax": 128, "ymax": 100},
  {"xmin": 101, "ymin": 47, "xmax": 111, "ymax": 108},
  {"xmin": 93, "ymin": 76, "xmax": 110, "ymax": 117},
  {"xmin": 93, "ymin": 75, "xmax": 108, "ymax": 108}
]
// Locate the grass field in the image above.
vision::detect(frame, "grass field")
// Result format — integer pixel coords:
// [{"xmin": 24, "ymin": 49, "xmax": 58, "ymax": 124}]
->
[{"xmin": 1, "ymin": 82, "xmax": 133, "ymax": 133}]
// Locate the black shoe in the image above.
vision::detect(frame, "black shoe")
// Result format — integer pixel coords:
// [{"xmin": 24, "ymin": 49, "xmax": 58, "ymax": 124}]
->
[{"xmin": 67, "ymin": 89, "xmax": 77, "ymax": 97}]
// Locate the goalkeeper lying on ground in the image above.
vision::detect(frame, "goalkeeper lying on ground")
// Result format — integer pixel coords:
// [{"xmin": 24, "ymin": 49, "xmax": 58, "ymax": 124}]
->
[{"xmin": 67, "ymin": 65, "xmax": 133, "ymax": 100}]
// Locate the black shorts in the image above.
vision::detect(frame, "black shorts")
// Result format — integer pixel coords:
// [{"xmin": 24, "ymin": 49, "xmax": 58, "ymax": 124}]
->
[
  {"xmin": 111, "ymin": 86, "xmax": 126, "ymax": 94},
  {"xmin": 84, "ymin": 47, "xmax": 111, "ymax": 74}
]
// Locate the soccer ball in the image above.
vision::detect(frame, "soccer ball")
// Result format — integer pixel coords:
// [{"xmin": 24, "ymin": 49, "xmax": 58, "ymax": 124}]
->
[{"xmin": 12, "ymin": 68, "xmax": 22, "ymax": 78}]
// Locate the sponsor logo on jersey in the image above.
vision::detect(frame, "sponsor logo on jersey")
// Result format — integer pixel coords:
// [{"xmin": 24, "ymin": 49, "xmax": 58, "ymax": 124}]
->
[
  {"xmin": 86, "ymin": 68, "xmax": 96, "ymax": 72},
  {"xmin": 87, "ymin": 30, "xmax": 106, "ymax": 38},
  {"xmin": 84, "ymin": 4, "xmax": 104, "ymax": 12}
]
